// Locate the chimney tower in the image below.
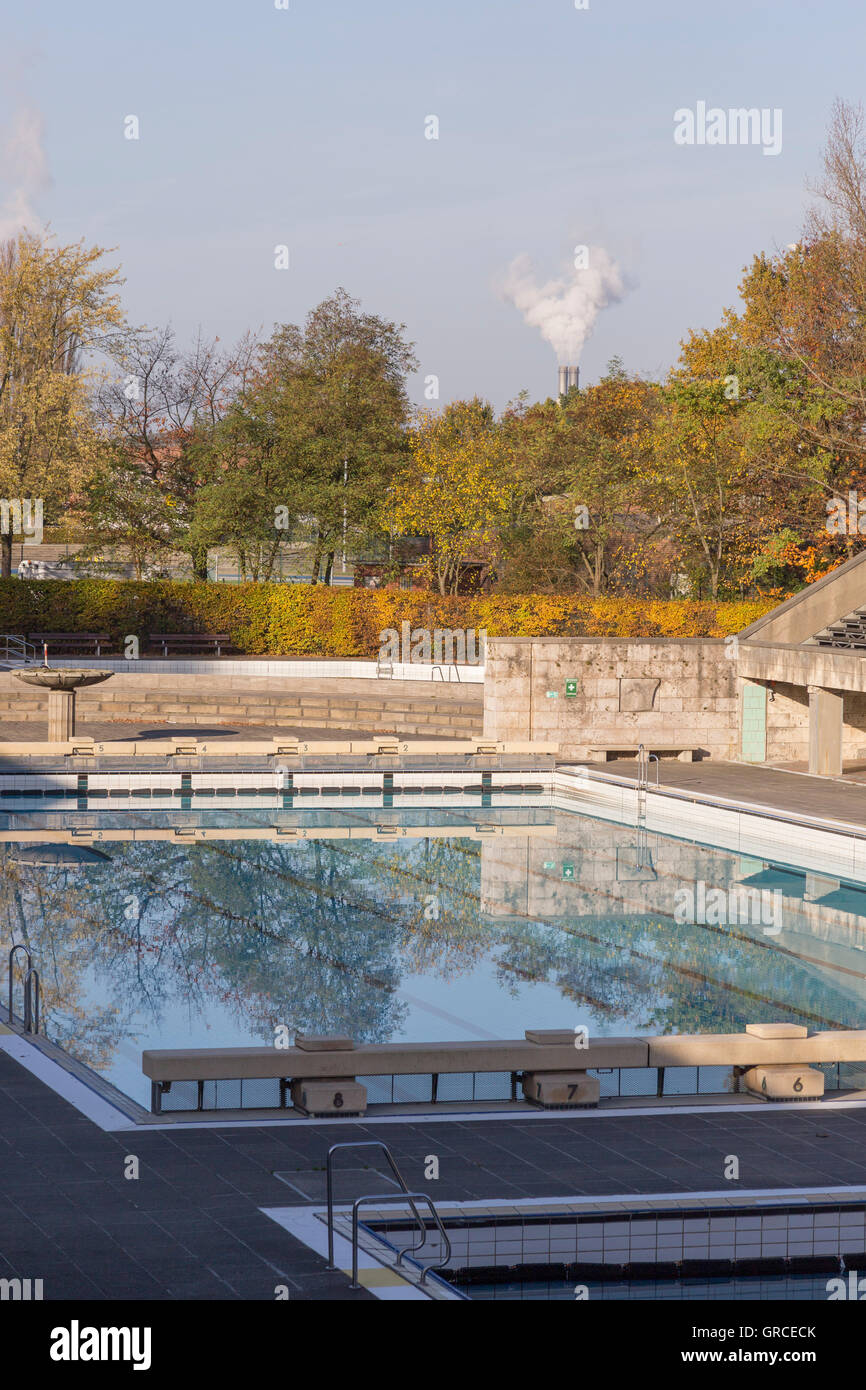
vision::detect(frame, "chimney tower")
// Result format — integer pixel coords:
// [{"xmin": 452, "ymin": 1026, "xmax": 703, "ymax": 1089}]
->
[{"xmin": 558, "ymin": 365, "xmax": 580, "ymax": 398}]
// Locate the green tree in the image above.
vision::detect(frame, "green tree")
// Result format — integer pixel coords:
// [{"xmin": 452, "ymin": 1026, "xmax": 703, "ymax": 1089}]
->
[{"xmin": 237, "ymin": 288, "xmax": 417, "ymax": 583}]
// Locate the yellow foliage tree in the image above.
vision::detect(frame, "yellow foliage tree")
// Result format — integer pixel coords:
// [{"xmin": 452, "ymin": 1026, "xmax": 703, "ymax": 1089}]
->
[
  {"xmin": 0, "ymin": 231, "xmax": 125, "ymax": 575},
  {"xmin": 378, "ymin": 398, "xmax": 513, "ymax": 594}
]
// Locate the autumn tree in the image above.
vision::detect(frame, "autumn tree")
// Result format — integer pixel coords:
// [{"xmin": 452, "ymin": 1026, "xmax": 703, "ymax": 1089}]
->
[
  {"xmin": 724, "ymin": 100, "xmax": 866, "ymax": 576},
  {"xmin": 84, "ymin": 445, "xmax": 180, "ymax": 579},
  {"xmin": 0, "ymin": 232, "xmax": 124, "ymax": 576},
  {"xmin": 498, "ymin": 363, "xmax": 660, "ymax": 595},
  {"xmin": 379, "ymin": 398, "xmax": 513, "ymax": 595}
]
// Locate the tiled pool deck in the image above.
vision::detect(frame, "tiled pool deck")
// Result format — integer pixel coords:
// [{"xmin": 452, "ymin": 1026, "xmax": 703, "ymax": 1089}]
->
[
  {"xmin": 4, "ymin": 1045, "xmax": 866, "ymax": 1301},
  {"xmin": 589, "ymin": 758, "xmax": 866, "ymax": 832}
]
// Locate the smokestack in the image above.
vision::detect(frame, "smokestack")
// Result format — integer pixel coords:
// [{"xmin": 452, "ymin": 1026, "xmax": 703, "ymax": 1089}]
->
[{"xmin": 558, "ymin": 365, "xmax": 579, "ymax": 398}]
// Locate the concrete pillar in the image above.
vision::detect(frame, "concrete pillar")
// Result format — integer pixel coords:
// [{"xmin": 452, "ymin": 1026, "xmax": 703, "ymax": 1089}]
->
[
  {"xmin": 808, "ymin": 685, "xmax": 843, "ymax": 777},
  {"xmin": 47, "ymin": 689, "xmax": 75, "ymax": 742}
]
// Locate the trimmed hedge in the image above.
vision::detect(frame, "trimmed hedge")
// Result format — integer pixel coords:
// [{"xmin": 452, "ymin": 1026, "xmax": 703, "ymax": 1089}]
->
[{"xmin": 0, "ymin": 581, "xmax": 776, "ymax": 657}]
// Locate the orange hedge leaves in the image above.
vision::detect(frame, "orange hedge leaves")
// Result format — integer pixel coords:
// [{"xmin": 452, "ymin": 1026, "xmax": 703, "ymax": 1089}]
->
[{"xmin": 0, "ymin": 580, "xmax": 775, "ymax": 656}]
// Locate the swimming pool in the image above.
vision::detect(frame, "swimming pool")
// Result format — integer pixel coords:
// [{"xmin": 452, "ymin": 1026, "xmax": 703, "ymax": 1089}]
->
[{"xmin": 3, "ymin": 786, "xmax": 866, "ymax": 1109}]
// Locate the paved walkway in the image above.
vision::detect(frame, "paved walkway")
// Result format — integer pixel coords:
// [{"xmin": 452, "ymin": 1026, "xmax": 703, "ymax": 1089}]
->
[
  {"xmin": 4, "ymin": 1049, "xmax": 866, "ymax": 1300},
  {"xmin": 585, "ymin": 759, "xmax": 866, "ymax": 831},
  {"xmin": 0, "ymin": 720, "xmax": 458, "ymax": 744}
]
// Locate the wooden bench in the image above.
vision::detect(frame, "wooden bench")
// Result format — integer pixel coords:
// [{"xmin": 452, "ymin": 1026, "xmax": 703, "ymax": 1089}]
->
[
  {"xmin": 147, "ymin": 632, "xmax": 231, "ymax": 657},
  {"xmin": 142, "ymin": 1023, "xmax": 866, "ymax": 1114},
  {"xmin": 28, "ymin": 631, "xmax": 112, "ymax": 656}
]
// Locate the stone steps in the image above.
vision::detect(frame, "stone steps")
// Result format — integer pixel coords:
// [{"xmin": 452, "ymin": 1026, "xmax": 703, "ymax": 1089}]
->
[
  {"xmin": 0, "ymin": 692, "xmax": 482, "ymax": 736},
  {"xmin": 813, "ymin": 605, "xmax": 866, "ymax": 649}
]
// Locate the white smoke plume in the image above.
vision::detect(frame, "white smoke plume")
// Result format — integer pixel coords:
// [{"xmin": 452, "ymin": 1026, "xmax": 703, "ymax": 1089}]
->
[
  {"xmin": 504, "ymin": 246, "xmax": 626, "ymax": 363},
  {"xmin": 0, "ymin": 107, "xmax": 50, "ymax": 241}
]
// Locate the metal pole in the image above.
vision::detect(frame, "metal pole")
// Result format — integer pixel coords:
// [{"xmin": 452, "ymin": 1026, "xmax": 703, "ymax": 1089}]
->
[
  {"xmin": 326, "ymin": 1156, "xmax": 336, "ymax": 1269},
  {"xmin": 7, "ymin": 944, "xmax": 31, "ymax": 1024},
  {"xmin": 351, "ymin": 1200, "xmax": 361, "ymax": 1289},
  {"xmin": 341, "ymin": 459, "xmax": 348, "ymax": 573}
]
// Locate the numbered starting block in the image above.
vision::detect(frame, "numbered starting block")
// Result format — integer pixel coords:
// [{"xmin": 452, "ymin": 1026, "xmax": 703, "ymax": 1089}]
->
[
  {"xmin": 523, "ymin": 1071, "xmax": 599, "ymax": 1109},
  {"xmin": 743, "ymin": 1065, "xmax": 824, "ymax": 1102},
  {"xmin": 291, "ymin": 1078, "xmax": 367, "ymax": 1117}
]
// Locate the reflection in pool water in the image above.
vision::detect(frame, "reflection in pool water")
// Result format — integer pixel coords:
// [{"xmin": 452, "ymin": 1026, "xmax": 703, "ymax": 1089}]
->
[{"xmin": 2, "ymin": 803, "xmax": 866, "ymax": 1107}]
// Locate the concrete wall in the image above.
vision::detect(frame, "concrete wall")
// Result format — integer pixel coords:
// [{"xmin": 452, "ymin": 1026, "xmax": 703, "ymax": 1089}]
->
[
  {"xmin": 738, "ymin": 641, "xmax": 866, "ymax": 693},
  {"xmin": 483, "ymin": 638, "xmax": 739, "ymax": 761}
]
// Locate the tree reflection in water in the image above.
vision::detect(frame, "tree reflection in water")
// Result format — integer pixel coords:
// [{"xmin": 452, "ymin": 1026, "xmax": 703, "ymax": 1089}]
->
[{"xmin": 1, "ymin": 815, "xmax": 865, "ymax": 1090}]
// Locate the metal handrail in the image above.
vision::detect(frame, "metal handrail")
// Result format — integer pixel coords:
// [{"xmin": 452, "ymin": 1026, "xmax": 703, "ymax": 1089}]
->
[
  {"xmin": 325, "ymin": 1141, "xmax": 427, "ymax": 1271},
  {"xmin": 23, "ymin": 967, "xmax": 40, "ymax": 1034},
  {"xmin": 636, "ymin": 744, "xmax": 660, "ymax": 789},
  {"xmin": 0, "ymin": 633, "xmax": 37, "ymax": 664},
  {"xmin": 350, "ymin": 1191, "xmax": 453, "ymax": 1289},
  {"xmin": 7, "ymin": 944, "xmax": 32, "ymax": 1023}
]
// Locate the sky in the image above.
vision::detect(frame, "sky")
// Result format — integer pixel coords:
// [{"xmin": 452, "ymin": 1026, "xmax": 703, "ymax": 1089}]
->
[{"xmin": 0, "ymin": 0, "xmax": 861, "ymax": 409}]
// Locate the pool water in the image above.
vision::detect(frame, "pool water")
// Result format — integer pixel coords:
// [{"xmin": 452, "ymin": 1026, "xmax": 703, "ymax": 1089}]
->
[{"xmin": 3, "ymin": 799, "xmax": 866, "ymax": 1108}]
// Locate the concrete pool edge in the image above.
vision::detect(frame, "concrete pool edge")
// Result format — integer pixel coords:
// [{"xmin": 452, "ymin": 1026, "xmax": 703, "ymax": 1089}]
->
[{"xmin": 555, "ymin": 766, "xmax": 866, "ymax": 881}]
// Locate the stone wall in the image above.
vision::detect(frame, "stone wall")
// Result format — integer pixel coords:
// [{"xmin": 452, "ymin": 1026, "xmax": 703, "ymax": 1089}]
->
[
  {"xmin": 483, "ymin": 638, "xmax": 739, "ymax": 761},
  {"xmin": 0, "ymin": 671, "xmax": 483, "ymax": 738}
]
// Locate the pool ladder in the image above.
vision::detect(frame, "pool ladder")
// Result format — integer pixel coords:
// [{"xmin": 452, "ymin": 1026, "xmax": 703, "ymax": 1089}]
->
[
  {"xmin": 325, "ymin": 1141, "xmax": 452, "ymax": 1290},
  {"xmin": 635, "ymin": 744, "xmax": 659, "ymax": 871},
  {"xmin": 6, "ymin": 945, "xmax": 40, "ymax": 1033}
]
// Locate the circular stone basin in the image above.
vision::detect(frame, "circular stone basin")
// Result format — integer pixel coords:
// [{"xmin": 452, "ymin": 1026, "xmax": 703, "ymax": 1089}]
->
[
  {"xmin": 11, "ymin": 843, "xmax": 112, "ymax": 865},
  {"xmin": 12, "ymin": 668, "xmax": 114, "ymax": 691}
]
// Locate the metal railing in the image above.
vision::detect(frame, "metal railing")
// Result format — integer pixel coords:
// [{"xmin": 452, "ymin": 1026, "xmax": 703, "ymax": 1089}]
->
[
  {"xmin": 636, "ymin": 743, "xmax": 660, "ymax": 790},
  {"xmin": 325, "ymin": 1140, "xmax": 451, "ymax": 1287},
  {"xmin": 23, "ymin": 967, "xmax": 40, "ymax": 1034},
  {"xmin": 6, "ymin": 944, "xmax": 39, "ymax": 1032},
  {"xmin": 325, "ymin": 1141, "xmax": 424, "ymax": 1270},
  {"xmin": 350, "ymin": 1191, "xmax": 452, "ymax": 1289},
  {"xmin": 0, "ymin": 633, "xmax": 37, "ymax": 664}
]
